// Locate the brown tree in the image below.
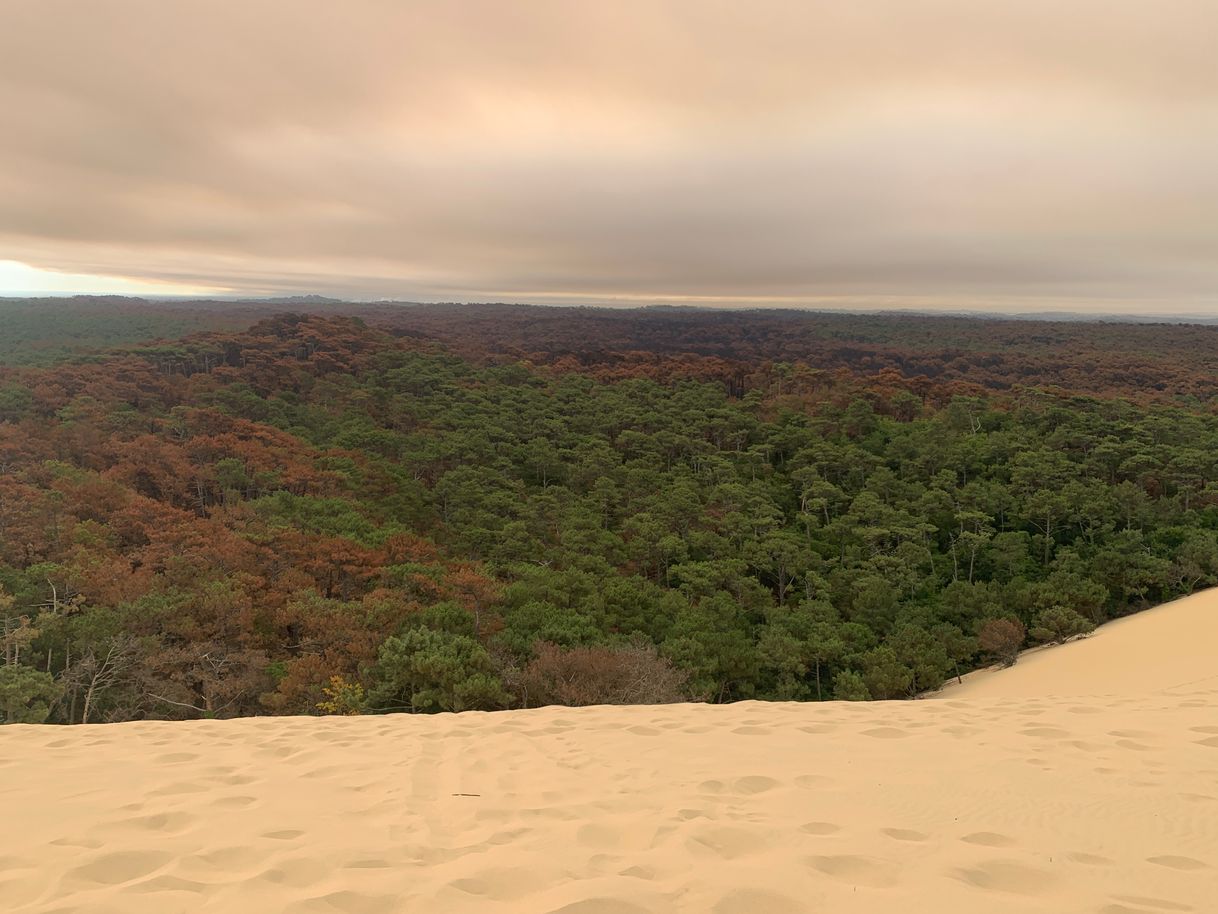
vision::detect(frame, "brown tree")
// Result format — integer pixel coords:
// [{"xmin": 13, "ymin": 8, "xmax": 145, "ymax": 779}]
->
[{"xmin": 978, "ymin": 618, "xmax": 1027, "ymax": 668}]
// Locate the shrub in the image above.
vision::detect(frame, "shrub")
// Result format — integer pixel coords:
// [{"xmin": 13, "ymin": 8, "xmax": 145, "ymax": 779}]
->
[
  {"xmin": 316, "ymin": 675, "xmax": 366, "ymax": 715},
  {"xmin": 512, "ymin": 642, "xmax": 689, "ymax": 708},
  {"xmin": 1030, "ymin": 606, "xmax": 1095, "ymax": 645},
  {"xmin": 977, "ymin": 618, "xmax": 1026, "ymax": 667}
]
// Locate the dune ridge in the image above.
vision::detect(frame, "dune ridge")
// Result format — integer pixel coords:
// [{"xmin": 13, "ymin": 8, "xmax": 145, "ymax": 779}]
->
[{"xmin": 4, "ymin": 592, "xmax": 1218, "ymax": 913}]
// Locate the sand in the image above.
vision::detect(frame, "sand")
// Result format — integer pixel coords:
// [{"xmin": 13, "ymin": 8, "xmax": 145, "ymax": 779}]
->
[
  {"xmin": 3, "ymin": 593, "xmax": 1218, "ymax": 913},
  {"xmin": 940, "ymin": 588, "xmax": 1218, "ymax": 699}
]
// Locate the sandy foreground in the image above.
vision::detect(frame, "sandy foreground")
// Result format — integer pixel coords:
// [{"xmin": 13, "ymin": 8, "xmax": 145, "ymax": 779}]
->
[{"xmin": 3, "ymin": 597, "xmax": 1217, "ymax": 913}]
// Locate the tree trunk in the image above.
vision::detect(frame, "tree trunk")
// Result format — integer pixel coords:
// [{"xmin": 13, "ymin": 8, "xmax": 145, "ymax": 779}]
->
[{"xmin": 82, "ymin": 681, "xmax": 95, "ymax": 725}]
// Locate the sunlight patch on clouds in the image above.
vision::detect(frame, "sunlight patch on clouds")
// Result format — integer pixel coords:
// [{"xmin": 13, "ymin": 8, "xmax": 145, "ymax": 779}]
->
[{"xmin": 0, "ymin": 260, "xmax": 226, "ymax": 297}]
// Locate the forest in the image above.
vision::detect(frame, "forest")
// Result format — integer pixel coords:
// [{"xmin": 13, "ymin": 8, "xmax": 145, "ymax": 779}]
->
[{"xmin": 2, "ymin": 306, "xmax": 1217, "ymax": 723}]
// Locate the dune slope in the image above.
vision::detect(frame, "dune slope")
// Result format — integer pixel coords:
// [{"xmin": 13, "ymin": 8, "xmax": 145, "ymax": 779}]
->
[
  {"xmin": 3, "ymin": 593, "xmax": 1218, "ymax": 913},
  {"xmin": 941, "ymin": 588, "xmax": 1218, "ymax": 699}
]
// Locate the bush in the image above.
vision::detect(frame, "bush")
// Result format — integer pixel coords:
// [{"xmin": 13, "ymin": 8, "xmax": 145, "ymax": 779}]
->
[
  {"xmin": 316, "ymin": 675, "xmax": 366, "ymax": 715},
  {"xmin": 512, "ymin": 642, "xmax": 689, "ymax": 708},
  {"xmin": 977, "ymin": 618, "xmax": 1026, "ymax": 667},
  {"xmin": 1030, "ymin": 605, "xmax": 1095, "ymax": 645}
]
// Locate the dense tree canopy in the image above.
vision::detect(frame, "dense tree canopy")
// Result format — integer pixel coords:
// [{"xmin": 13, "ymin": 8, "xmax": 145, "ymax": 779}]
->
[{"xmin": 1, "ymin": 310, "xmax": 1216, "ymax": 722}]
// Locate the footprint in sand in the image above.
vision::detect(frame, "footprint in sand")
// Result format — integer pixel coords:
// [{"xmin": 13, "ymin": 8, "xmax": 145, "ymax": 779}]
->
[
  {"xmin": 1178, "ymin": 792, "xmax": 1217, "ymax": 803},
  {"xmin": 154, "ymin": 751, "xmax": 200, "ymax": 764},
  {"xmin": 130, "ymin": 874, "xmax": 212, "ymax": 894},
  {"xmin": 66, "ymin": 850, "xmax": 172, "ymax": 886},
  {"xmin": 1067, "ymin": 851, "xmax": 1115, "ymax": 866},
  {"xmin": 881, "ymin": 827, "xmax": 928, "ymax": 842},
  {"xmin": 544, "ymin": 900, "xmax": 654, "ymax": 914},
  {"xmin": 576, "ymin": 823, "xmax": 622, "ymax": 849},
  {"xmin": 807, "ymin": 854, "xmax": 900, "ymax": 888},
  {"xmin": 1109, "ymin": 895, "xmax": 1194, "ymax": 911},
  {"xmin": 686, "ymin": 825, "xmax": 771, "ymax": 860},
  {"xmin": 259, "ymin": 857, "xmax": 327, "ymax": 888},
  {"xmin": 1020, "ymin": 727, "xmax": 1071, "ymax": 739},
  {"xmin": 210, "ymin": 794, "xmax": 258, "ymax": 810},
  {"xmin": 109, "ymin": 810, "xmax": 198, "ymax": 835},
  {"xmin": 48, "ymin": 836, "xmax": 104, "ymax": 849},
  {"xmin": 960, "ymin": 832, "xmax": 1017, "ymax": 848},
  {"xmin": 211, "ymin": 773, "xmax": 259, "ymax": 786},
  {"xmin": 343, "ymin": 859, "xmax": 394, "ymax": 870},
  {"xmin": 953, "ymin": 860, "xmax": 1056, "ymax": 895},
  {"xmin": 729, "ymin": 775, "xmax": 780, "ymax": 795},
  {"xmin": 1146, "ymin": 856, "xmax": 1207, "ymax": 871},
  {"xmin": 285, "ymin": 890, "xmax": 402, "ymax": 914},
  {"xmin": 619, "ymin": 865, "xmax": 656, "ymax": 880},
  {"xmin": 800, "ymin": 821, "xmax": 841, "ymax": 836},
  {"xmin": 712, "ymin": 888, "xmax": 805, "ymax": 914},
  {"xmin": 861, "ymin": 727, "xmax": 908, "ymax": 739},
  {"xmin": 195, "ymin": 845, "xmax": 274, "ymax": 869},
  {"xmin": 0, "ymin": 855, "xmax": 33, "ymax": 875},
  {"xmin": 941, "ymin": 725, "xmax": 982, "ymax": 738},
  {"xmin": 793, "ymin": 774, "xmax": 833, "ymax": 789},
  {"xmin": 1069, "ymin": 740, "xmax": 1107, "ymax": 752},
  {"xmin": 148, "ymin": 780, "xmax": 210, "ymax": 796},
  {"xmin": 448, "ymin": 866, "xmax": 547, "ymax": 900}
]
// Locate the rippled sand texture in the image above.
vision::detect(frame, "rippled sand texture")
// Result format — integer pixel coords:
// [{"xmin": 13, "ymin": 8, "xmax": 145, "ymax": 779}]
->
[{"xmin": 3, "ymin": 678, "xmax": 1217, "ymax": 914}]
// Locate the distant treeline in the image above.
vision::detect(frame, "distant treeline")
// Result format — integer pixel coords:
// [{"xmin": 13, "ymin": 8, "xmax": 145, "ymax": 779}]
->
[{"xmin": 6, "ymin": 297, "xmax": 1218, "ymax": 405}]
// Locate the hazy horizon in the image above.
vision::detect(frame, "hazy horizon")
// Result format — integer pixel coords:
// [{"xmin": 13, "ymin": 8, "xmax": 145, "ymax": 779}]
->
[{"xmin": 3, "ymin": 2, "xmax": 1216, "ymax": 313}]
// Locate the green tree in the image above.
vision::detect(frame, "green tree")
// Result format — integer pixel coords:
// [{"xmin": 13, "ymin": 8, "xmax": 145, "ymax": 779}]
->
[
  {"xmin": 1030, "ymin": 606, "xmax": 1095, "ymax": 645},
  {"xmin": 0, "ymin": 383, "xmax": 33, "ymax": 423},
  {"xmin": 0, "ymin": 666, "xmax": 62, "ymax": 724},
  {"xmin": 860, "ymin": 645, "xmax": 914, "ymax": 699},
  {"xmin": 832, "ymin": 669, "xmax": 870, "ymax": 701},
  {"xmin": 663, "ymin": 593, "xmax": 758, "ymax": 702},
  {"xmin": 367, "ymin": 628, "xmax": 509, "ymax": 713},
  {"xmin": 887, "ymin": 624, "xmax": 952, "ymax": 695}
]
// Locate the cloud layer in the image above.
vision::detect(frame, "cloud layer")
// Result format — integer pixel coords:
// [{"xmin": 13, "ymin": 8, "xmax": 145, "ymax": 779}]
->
[{"xmin": 2, "ymin": 1, "xmax": 1216, "ymax": 310}]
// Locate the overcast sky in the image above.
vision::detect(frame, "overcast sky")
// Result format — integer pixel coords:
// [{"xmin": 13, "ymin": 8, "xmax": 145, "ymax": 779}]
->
[{"xmin": 2, "ymin": 1, "xmax": 1216, "ymax": 312}]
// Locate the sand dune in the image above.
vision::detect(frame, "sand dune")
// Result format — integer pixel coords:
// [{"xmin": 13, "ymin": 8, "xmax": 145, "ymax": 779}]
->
[
  {"xmin": 4, "ymin": 594, "xmax": 1218, "ymax": 913},
  {"xmin": 940, "ymin": 588, "xmax": 1218, "ymax": 699}
]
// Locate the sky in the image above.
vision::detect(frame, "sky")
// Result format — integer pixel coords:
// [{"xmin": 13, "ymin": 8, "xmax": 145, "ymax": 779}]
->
[{"xmin": 2, "ymin": 1, "xmax": 1216, "ymax": 313}]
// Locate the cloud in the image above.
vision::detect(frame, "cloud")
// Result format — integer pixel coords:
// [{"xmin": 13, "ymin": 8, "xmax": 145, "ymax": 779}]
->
[{"xmin": 1, "ymin": 0, "xmax": 1216, "ymax": 310}]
